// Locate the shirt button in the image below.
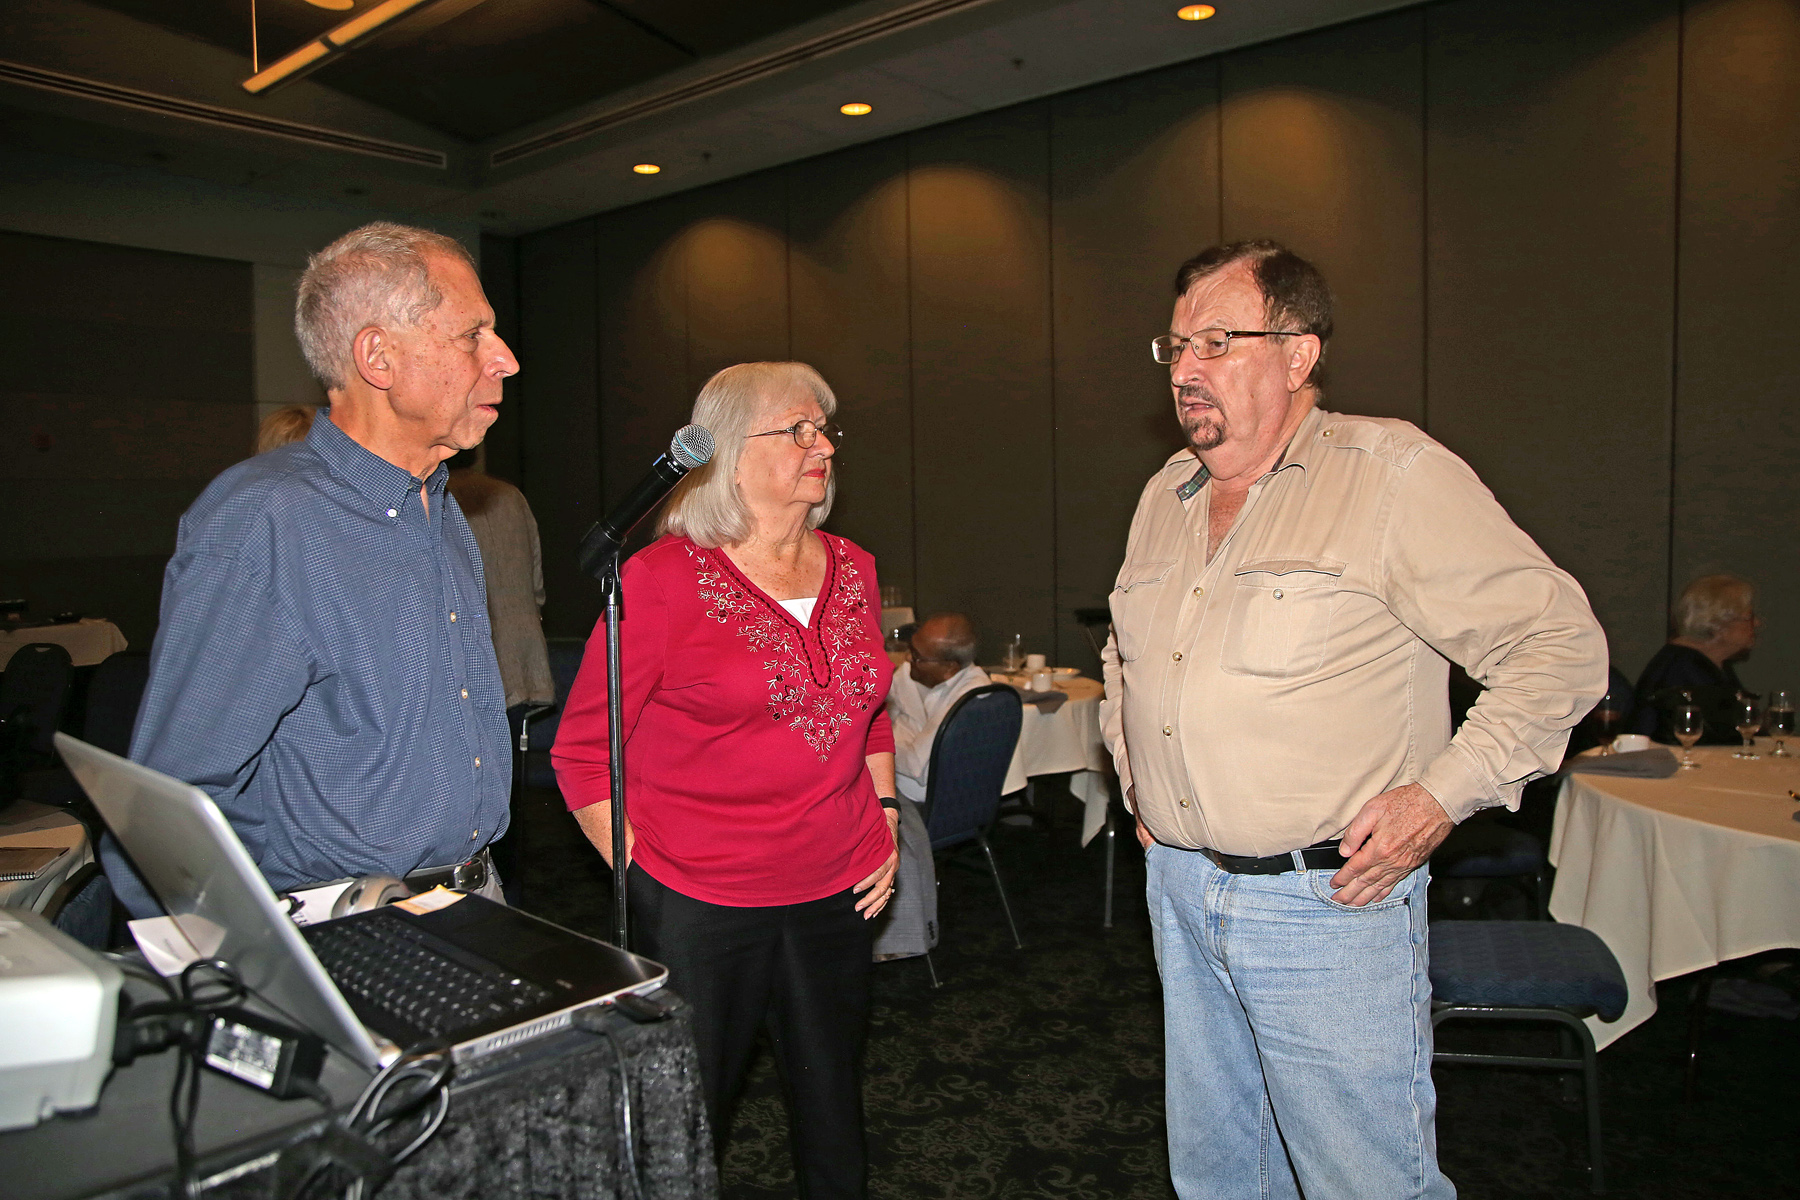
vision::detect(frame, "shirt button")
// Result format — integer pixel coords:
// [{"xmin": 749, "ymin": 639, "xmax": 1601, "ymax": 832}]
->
[
  {"xmin": 1171, "ymin": 651, "xmax": 1183, "ymax": 662},
  {"xmin": 471, "ymin": 830, "xmax": 479, "ymax": 840},
  {"xmin": 386, "ymin": 508, "xmax": 397, "ymax": 519},
  {"xmin": 461, "ymin": 688, "xmax": 469, "ymax": 700},
  {"xmin": 1193, "ymin": 586, "xmax": 1204, "ymax": 597},
  {"xmin": 449, "ymin": 611, "xmax": 458, "ymax": 622},
  {"xmin": 1179, "ymin": 798, "xmax": 1190, "ymax": 808},
  {"xmin": 1163, "ymin": 725, "xmax": 1173, "ymax": 737},
  {"xmin": 1273, "ymin": 589, "xmax": 1284, "ymax": 600},
  {"xmin": 473, "ymin": 756, "xmax": 481, "ymax": 768}
]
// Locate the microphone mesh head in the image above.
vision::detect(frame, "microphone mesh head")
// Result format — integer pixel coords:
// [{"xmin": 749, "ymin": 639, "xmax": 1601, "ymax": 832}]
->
[{"xmin": 670, "ymin": 424, "xmax": 715, "ymax": 469}]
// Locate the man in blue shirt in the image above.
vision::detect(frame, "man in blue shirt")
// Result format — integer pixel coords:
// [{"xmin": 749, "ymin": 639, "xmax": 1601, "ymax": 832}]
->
[{"xmin": 109, "ymin": 222, "xmax": 520, "ymax": 909}]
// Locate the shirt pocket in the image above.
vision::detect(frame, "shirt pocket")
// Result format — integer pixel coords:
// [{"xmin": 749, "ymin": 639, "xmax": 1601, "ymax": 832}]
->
[
  {"xmin": 1109, "ymin": 561, "xmax": 1175, "ymax": 662},
  {"xmin": 1220, "ymin": 556, "xmax": 1346, "ymax": 679}
]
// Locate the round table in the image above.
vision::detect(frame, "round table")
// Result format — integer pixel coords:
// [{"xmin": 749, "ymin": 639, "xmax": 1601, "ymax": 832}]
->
[
  {"xmin": 0, "ymin": 619, "xmax": 127, "ymax": 670},
  {"xmin": 1549, "ymin": 746, "xmax": 1800, "ymax": 1048},
  {"xmin": 993, "ymin": 675, "xmax": 1113, "ymax": 847}
]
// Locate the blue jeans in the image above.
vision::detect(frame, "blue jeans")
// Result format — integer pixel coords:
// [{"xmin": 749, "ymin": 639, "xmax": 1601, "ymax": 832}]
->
[{"xmin": 1148, "ymin": 844, "xmax": 1454, "ymax": 1200}]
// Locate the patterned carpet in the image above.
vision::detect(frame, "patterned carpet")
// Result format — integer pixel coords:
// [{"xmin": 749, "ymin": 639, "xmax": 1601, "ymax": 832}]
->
[{"xmin": 510, "ymin": 783, "xmax": 1798, "ymax": 1199}]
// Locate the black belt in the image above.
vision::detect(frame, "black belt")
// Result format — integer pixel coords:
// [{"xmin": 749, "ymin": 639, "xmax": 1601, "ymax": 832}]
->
[
  {"xmin": 1201, "ymin": 840, "xmax": 1348, "ymax": 875},
  {"xmin": 406, "ymin": 848, "xmax": 493, "ymax": 892}
]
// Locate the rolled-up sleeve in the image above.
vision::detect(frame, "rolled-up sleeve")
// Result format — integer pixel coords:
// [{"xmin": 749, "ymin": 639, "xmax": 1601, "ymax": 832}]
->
[{"xmin": 1380, "ymin": 446, "xmax": 1609, "ymax": 822}]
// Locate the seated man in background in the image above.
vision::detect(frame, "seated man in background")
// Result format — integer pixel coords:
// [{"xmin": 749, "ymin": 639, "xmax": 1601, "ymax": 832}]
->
[
  {"xmin": 1632, "ymin": 573, "xmax": 1759, "ymax": 744},
  {"xmin": 110, "ymin": 222, "xmax": 520, "ymax": 913},
  {"xmin": 887, "ymin": 612, "xmax": 991, "ymax": 805}
]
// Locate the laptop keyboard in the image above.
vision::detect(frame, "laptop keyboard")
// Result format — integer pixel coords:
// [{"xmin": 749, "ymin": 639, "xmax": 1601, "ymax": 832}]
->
[{"xmin": 304, "ymin": 909, "xmax": 554, "ymax": 1042}]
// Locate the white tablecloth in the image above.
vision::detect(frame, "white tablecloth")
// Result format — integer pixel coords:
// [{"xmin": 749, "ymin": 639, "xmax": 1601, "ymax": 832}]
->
[
  {"xmin": 0, "ymin": 801, "xmax": 93, "ymax": 913},
  {"xmin": 996, "ymin": 675, "xmax": 1113, "ymax": 846},
  {"xmin": 0, "ymin": 619, "xmax": 128, "ymax": 670},
  {"xmin": 1549, "ymin": 746, "xmax": 1800, "ymax": 1049}
]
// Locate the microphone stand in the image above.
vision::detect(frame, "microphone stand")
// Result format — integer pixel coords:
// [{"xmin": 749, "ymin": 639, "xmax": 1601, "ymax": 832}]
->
[{"xmin": 596, "ymin": 547, "xmax": 631, "ymax": 950}]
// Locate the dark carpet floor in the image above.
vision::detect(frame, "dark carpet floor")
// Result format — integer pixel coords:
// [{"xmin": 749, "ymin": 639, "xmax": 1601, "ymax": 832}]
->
[{"xmin": 508, "ymin": 783, "xmax": 1799, "ymax": 1199}]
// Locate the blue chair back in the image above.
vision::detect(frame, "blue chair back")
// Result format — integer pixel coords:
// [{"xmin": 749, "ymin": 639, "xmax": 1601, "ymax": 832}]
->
[{"xmin": 922, "ymin": 684, "xmax": 1023, "ymax": 852}]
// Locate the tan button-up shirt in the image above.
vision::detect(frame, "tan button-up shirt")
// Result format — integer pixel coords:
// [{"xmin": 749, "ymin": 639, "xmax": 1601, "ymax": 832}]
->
[{"xmin": 1100, "ymin": 406, "xmax": 1607, "ymax": 857}]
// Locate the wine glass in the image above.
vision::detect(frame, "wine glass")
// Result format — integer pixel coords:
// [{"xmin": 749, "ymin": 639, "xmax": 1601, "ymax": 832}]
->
[
  {"xmin": 1768, "ymin": 690, "xmax": 1794, "ymax": 758},
  {"xmin": 1673, "ymin": 702, "xmax": 1704, "ymax": 770},
  {"xmin": 1001, "ymin": 633, "xmax": 1024, "ymax": 673},
  {"xmin": 1733, "ymin": 696, "xmax": 1763, "ymax": 760},
  {"xmin": 1592, "ymin": 689, "xmax": 1625, "ymax": 754}
]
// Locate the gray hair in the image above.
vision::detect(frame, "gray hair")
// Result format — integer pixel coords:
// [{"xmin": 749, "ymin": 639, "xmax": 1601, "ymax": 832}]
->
[
  {"xmin": 659, "ymin": 362, "xmax": 838, "ymax": 548},
  {"xmin": 1672, "ymin": 574, "xmax": 1754, "ymax": 641},
  {"xmin": 295, "ymin": 222, "xmax": 474, "ymax": 391}
]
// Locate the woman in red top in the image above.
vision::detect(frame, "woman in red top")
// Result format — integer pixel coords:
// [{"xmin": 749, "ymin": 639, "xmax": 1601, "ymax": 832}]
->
[{"xmin": 552, "ymin": 361, "xmax": 899, "ymax": 1199}]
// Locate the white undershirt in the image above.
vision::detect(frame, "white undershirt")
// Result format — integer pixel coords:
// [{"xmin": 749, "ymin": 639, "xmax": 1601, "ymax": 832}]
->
[{"xmin": 778, "ymin": 597, "xmax": 817, "ymax": 626}]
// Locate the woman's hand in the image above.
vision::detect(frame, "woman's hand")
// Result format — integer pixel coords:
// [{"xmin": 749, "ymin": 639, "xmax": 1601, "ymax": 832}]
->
[
  {"xmin": 572, "ymin": 803, "xmax": 636, "ymax": 869},
  {"xmin": 853, "ymin": 806, "xmax": 901, "ymax": 919}
]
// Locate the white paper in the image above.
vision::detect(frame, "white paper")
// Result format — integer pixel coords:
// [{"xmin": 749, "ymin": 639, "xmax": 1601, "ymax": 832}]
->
[{"xmin": 128, "ymin": 915, "xmax": 225, "ymax": 977}]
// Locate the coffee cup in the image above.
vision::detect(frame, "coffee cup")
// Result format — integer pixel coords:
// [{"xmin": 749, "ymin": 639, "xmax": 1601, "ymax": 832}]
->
[
  {"xmin": 1025, "ymin": 653, "xmax": 1047, "ymax": 672},
  {"xmin": 1611, "ymin": 734, "xmax": 1652, "ymax": 754},
  {"xmin": 1030, "ymin": 670, "xmax": 1054, "ymax": 693}
]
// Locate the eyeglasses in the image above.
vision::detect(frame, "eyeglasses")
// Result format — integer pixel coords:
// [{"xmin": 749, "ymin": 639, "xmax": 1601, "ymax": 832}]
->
[
  {"xmin": 1151, "ymin": 328, "xmax": 1300, "ymax": 365},
  {"xmin": 746, "ymin": 419, "xmax": 844, "ymax": 449}
]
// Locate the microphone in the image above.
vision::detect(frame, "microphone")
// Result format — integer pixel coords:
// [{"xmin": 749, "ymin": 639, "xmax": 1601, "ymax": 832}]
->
[{"xmin": 579, "ymin": 424, "xmax": 715, "ymax": 579}]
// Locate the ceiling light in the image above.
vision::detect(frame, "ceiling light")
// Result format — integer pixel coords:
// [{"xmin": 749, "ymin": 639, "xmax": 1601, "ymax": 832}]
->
[
  {"xmin": 1177, "ymin": 4, "xmax": 1216, "ymax": 19},
  {"xmin": 839, "ymin": 102, "xmax": 873, "ymax": 116},
  {"xmin": 244, "ymin": 0, "xmax": 476, "ymax": 94},
  {"xmin": 633, "ymin": 163, "xmax": 661, "ymax": 175},
  {"xmin": 305, "ymin": 0, "xmax": 355, "ymax": 10}
]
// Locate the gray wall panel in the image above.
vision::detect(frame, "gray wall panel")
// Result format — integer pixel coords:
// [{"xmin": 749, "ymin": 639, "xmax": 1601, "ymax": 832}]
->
[
  {"xmin": 789, "ymin": 140, "xmax": 917, "ymax": 602},
  {"xmin": 1050, "ymin": 58, "xmax": 1222, "ymax": 672},
  {"xmin": 908, "ymin": 106, "xmax": 1056, "ymax": 665},
  {"xmin": 1426, "ymin": 0, "xmax": 1679, "ymax": 680},
  {"xmin": 1222, "ymin": 8, "xmax": 1426, "ymax": 425},
  {"xmin": 1674, "ymin": 0, "xmax": 1800, "ymax": 693}
]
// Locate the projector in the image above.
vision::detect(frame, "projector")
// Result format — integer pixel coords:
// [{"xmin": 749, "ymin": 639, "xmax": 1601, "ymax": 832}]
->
[{"xmin": 0, "ymin": 909, "xmax": 122, "ymax": 1131}]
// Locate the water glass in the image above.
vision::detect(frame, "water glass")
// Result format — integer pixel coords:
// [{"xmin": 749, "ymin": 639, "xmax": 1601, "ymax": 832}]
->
[
  {"xmin": 1001, "ymin": 633, "xmax": 1024, "ymax": 673},
  {"xmin": 1733, "ymin": 696, "xmax": 1763, "ymax": 760},
  {"xmin": 1592, "ymin": 689, "xmax": 1625, "ymax": 754},
  {"xmin": 1674, "ymin": 703, "xmax": 1704, "ymax": 770},
  {"xmin": 1769, "ymin": 690, "xmax": 1794, "ymax": 758}
]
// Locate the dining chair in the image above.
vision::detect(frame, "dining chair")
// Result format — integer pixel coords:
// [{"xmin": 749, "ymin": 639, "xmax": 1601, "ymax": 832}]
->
[
  {"xmin": 1431, "ymin": 816, "xmax": 1551, "ymax": 919},
  {"xmin": 0, "ymin": 642, "xmax": 75, "ymax": 803},
  {"xmin": 1429, "ymin": 920, "xmax": 1628, "ymax": 1194},
  {"xmin": 922, "ymin": 684, "xmax": 1026, "ymax": 964}
]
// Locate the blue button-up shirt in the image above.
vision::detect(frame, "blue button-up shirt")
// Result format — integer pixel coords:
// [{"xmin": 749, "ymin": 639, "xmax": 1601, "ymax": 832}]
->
[{"xmin": 131, "ymin": 416, "xmax": 511, "ymax": 892}]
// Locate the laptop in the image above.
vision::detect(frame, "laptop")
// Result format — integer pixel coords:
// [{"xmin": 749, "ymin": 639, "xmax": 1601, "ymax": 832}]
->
[{"xmin": 56, "ymin": 733, "xmax": 667, "ymax": 1071}]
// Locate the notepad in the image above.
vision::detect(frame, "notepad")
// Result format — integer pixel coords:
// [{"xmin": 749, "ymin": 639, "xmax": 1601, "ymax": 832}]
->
[{"xmin": 0, "ymin": 846, "xmax": 69, "ymax": 882}]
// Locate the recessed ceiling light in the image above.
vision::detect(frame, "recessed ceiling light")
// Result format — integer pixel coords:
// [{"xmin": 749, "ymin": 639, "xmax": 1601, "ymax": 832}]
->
[
  {"xmin": 839, "ymin": 102, "xmax": 873, "ymax": 116},
  {"xmin": 305, "ymin": 0, "xmax": 355, "ymax": 10},
  {"xmin": 633, "ymin": 163, "xmax": 661, "ymax": 175},
  {"xmin": 1177, "ymin": 4, "xmax": 1217, "ymax": 19}
]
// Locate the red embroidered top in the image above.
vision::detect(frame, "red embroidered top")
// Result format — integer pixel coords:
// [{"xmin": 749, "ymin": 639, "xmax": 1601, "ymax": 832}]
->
[{"xmin": 552, "ymin": 531, "xmax": 896, "ymax": 907}]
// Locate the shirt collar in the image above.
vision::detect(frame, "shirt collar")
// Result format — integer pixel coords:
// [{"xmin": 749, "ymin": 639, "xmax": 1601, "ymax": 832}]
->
[
  {"xmin": 1163, "ymin": 404, "xmax": 1326, "ymax": 499},
  {"xmin": 307, "ymin": 414, "xmax": 448, "ymax": 511}
]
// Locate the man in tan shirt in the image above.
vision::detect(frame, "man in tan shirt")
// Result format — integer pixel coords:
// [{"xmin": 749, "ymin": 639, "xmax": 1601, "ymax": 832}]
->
[{"xmin": 1101, "ymin": 240, "xmax": 1606, "ymax": 1199}]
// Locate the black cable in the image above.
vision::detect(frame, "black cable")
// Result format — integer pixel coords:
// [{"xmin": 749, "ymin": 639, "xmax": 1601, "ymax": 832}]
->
[
  {"xmin": 599, "ymin": 1024, "xmax": 645, "ymax": 1200},
  {"xmin": 290, "ymin": 1043, "xmax": 454, "ymax": 1200}
]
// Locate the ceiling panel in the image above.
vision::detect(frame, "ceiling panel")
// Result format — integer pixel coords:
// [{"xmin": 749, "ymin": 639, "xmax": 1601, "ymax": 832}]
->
[{"xmin": 79, "ymin": 0, "xmax": 876, "ymax": 141}]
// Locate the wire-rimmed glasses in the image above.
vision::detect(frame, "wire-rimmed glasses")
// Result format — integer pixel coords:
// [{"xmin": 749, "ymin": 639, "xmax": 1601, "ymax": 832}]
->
[
  {"xmin": 746, "ymin": 420, "xmax": 844, "ymax": 449},
  {"xmin": 1151, "ymin": 328, "xmax": 1300, "ymax": 365}
]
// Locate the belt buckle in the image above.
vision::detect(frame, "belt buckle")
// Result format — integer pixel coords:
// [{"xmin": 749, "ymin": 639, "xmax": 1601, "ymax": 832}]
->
[{"xmin": 451, "ymin": 851, "xmax": 489, "ymax": 892}]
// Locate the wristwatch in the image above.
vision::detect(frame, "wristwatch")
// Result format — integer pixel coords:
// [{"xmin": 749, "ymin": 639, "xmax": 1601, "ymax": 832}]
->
[{"xmin": 877, "ymin": 796, "xmax": 901, "ymax": 813}]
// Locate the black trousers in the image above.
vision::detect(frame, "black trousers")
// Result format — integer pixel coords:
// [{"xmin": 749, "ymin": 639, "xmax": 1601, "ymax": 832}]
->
[{"xmin": 629, "ymin": 863, "xmax": 872, "ymax": 1200}]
